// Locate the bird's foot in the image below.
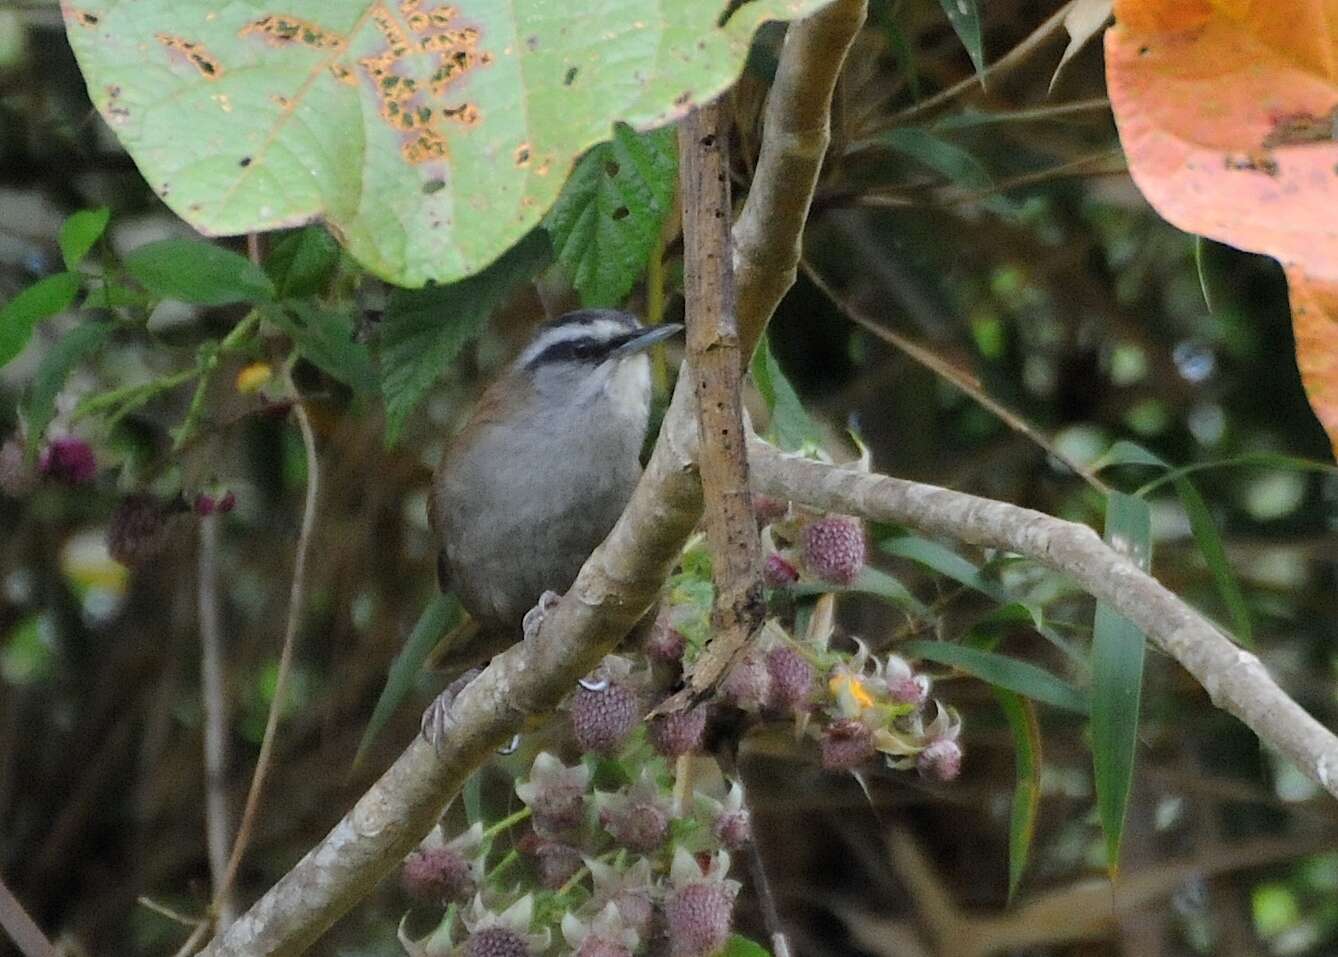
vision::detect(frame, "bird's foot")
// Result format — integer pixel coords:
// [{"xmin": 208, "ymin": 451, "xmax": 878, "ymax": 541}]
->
[
  {"xmin": 420, "ymin": 667, "xmax": 483, "ymax": 752},
  {"xmin": 522, "ymin": 590, "xmax": 563, "ymax": 643}
]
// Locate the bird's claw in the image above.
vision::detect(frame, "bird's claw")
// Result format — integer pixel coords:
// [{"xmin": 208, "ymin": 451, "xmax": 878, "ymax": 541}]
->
[
  {"xmin": 420, "ymin": 667, "xmax": 482, "ymax": 752},
  {"xmin": 522, "ymin": 590, "xmax": 563, "ymax": 643}
]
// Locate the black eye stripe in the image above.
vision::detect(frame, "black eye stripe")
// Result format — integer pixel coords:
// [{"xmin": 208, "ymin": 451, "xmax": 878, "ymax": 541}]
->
[{"xmin": 525, "ymin": 330, "xmax": 644, "ymax": 369}]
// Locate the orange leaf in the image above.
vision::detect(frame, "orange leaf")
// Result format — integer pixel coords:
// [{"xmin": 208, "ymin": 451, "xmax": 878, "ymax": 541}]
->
[
  {"xmin": 1106, "ymin": 1, "xmax": 1338, "ymax": 455},
  {"xmin": 1287, "ymin": 269, "xmax": 1338, "ymax": 457}
]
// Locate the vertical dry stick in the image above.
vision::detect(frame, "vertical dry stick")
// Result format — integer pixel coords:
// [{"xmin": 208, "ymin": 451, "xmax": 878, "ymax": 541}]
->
[
  {"xmin": 678, "ymin": 101, "xmax": 766, "ymax": 693},
  {"xmin": 199, "ymin": 514, "xmax": 236, "ymax": 928}
]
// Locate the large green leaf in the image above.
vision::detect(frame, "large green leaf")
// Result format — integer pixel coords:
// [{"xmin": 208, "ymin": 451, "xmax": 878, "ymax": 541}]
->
[
  {"xmin": 64, "ymin": 0, "xmax": 833, "ymax": 288},
  {"xmin": 0, "ymin": 272, "xmax": 82, "ymax": 368},
  {"xmin": 546, "ymin": 123, "xmax": 677, "ymax": 307},
  {"xmin": 378, "ymin": 229, "xmax": 551, "ymax": 441},
  {"xmin": 58, "ymin": 207, "xmax": 110, "ymax": 271},
  {"xmin": 1091, "ymin": 490, "xmax": 1150, "ymax": 876},
  {"xmin": 124, "ymin": 239, "xmax": 275, "ymax": 305}
]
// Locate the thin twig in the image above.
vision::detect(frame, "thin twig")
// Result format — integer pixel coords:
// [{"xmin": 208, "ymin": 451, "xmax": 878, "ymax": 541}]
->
[
  {"xmin": 800, "ymin": 258, "xmax": 1109, "ymax": 493},
  {"xmin": 739, "ymin": 784, "xmax": 792, "ymax": 957},
  {"xmin": 884, "ymin": 0, "xmax": 1078, "ymax": 127},
  {"xmin": 679, "ymin": 101, "xmax": 766, "ymax": 693},
  {"xmin": 199, "ymin": 513, "xmax": 236, "ymax": 928},
  {"xmin": 0, "ymin": 876, "xmax": 56, "ymax": 957},
  {"xmin": 212, "ymin": 376, "xmax": 320, "ymax": 909}
]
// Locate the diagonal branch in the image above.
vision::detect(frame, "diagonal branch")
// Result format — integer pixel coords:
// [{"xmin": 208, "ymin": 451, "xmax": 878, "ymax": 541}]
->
[
  {"xmin": 199, "ymin": 4, "xmax": 868, "ymax": 953},
  {"xmin": 748, "ymin": 440, "xmax": 1338, "ymax": 801}
]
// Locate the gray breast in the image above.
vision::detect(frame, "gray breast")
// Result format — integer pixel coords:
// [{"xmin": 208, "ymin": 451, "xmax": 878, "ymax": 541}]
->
[{"xmin": 438, "ymin": 372, "xmax": 648, "ymax": 635}]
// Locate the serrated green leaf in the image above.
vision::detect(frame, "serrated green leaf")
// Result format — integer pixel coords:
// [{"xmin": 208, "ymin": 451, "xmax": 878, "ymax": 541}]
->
[
  {"xmin": 936, "ymin": 0, "xmax": 985, "ymax": 77},
  {"xmin": 63, "ymin": 0, "xmax": 832, "ymax": 288},
  {"xmin": 721, "ymin": 935, "xmax": 771, "ymax": 957},
  {"xmin": 265, "ymin": 227, "xmax": 340, "ymax": 299},
  {"xmin": 0, "ymin": 272, "xmax": 82, "ymax": 368},
  {"xmin": 750, "ymin": 333, "xmax": 818, "ymax": 451},
  {"xmin": 267, "ymin": 301, "xmax": 376, "ymax": 392},
  {"xmin": 994, "ymin": 688, "xmax": 1041, "ymax": 902},
  {"xmin": 22, "ymin": 321, "xmax": 114, "ymax": 441},
  {"xmin": 379, "ymin": 229, "xmax": 551, "ymax": 441},
  {"xmin": 901, "ymin": 639, "xmax": 1089, "ymax": 714},
  {"xmin": 546, "ymin": 123, "xmax": 677, "ymax": 307},
  {"xmin": 58, "ymin": 207, "xmax": 110, "ymax": 271},
  {"xmin": 124, "ymin": 239, "xmax": 275, "ymax": 305},
  {"xmin": 355, "ymin": 592, "xmax": 462, "ymax": 769},
  {"xmin": 1092, "ymin": 490, "xmax": 1149, "ymax": 876}
]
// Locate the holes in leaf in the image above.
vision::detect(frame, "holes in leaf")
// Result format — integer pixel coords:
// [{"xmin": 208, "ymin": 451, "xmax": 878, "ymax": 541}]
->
[
  {"xmin": 605, "ymin": 160, "xmax": 620, "ymax": 178},
  {"xmin": 612, "ymin": 206, "xmax": 630, "ymax": 220},
  {"xmin": 564, "ymin": 66, "xmax": 579, "ymax": 86}
]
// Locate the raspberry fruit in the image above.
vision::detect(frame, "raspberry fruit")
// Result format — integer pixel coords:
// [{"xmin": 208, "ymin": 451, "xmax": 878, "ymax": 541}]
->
[
  {"xmin": 648, "ymin": 705, "xmax": 707, "ymax": 758},
  {"xmin": 801, "ymin": 515, "xmax": 865, "ymax": 585}
]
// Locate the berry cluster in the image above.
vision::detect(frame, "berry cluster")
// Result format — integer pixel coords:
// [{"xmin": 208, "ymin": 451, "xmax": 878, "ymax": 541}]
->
[
  {"xmin": 398, "ymin": 501, "xmax": 964, "ymax": 956},
  {"xmin": 400, "ymin": 743, "xmax": 750, "ymax": 957}
]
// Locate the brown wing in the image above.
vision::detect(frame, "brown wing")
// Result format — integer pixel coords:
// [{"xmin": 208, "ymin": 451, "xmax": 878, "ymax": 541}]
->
[{"xmin": 427, "ymin": 374, "xmax": 534, "ymax": 597}]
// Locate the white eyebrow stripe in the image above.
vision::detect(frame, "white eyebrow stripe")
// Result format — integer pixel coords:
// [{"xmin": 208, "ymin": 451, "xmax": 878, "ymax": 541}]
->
[{"xmin": 516, "ymin": 318, "xmax": 636, "ymax": 367}]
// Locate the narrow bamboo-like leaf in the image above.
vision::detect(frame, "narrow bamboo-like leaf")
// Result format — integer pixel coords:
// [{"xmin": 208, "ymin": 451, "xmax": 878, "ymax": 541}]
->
[
  {"xmin": 1091, "ymin": 490, "xmax": 1150, "ymax": 876},
  {"xmin": 994, "ymin": 688, "xmax": 1041, "ymax": 901},
  {"xmin": 882, "ymin": 534, "xmax": 1006, "ymax": 602},
  {"xmin": 936, "ymin": 0, "xmax": 986, "ymax": 78},
  {"xmin": 788, "ymin": 566, "xmax": 930, "ymax": 618},
  {"xmin": 355, "ymin": 593, "xmax": 462, "ymax": 769},
  {"xmin": 58, "ymin": 207, "xmax": 110, "ymax": 271},
  {"xmin": 885, "ymin": 536, "xmax": 1086, "ymax": 664},
  {"xmin": 379, "ymin": 230, "xmax": 551, "ymax": 442},
  {"xmin": 880, "ymin": 13, "xmax": 921, "ymax": 101},
  {"xmin": 884, "ymin": 127, "xmax": 992, "ymax": 191},
  {"xmin": 1091, "ymin": 440, "xmax": 1252, "ymax": 645},
  {"xmin": 22, "ymin": 321, "xmax": 113, "ymax": 441},
  {"xmin": 0, "ymin": 272, "xmax": 81, "ymax": 368},
  {"xmin": 124, "ymin": 239, "xmax": 274, "ymax": 305},
  {"xmin": 1173, "ymin": 476, "xmax": 1252, "ymax": 646},
  {"xmin": 462, "ymin": 771, "xmax": 483, "ymax": 825},
  {"xmin": 750, "ymin": 333, "xmax": 819, "ymax": 451},
  {"xmin": 902, "ymin": 639, "xmax": 1089, "ymax": 714},
  {"xmin": 1135, "ymin": 451, "xmax": 1338, "ymax": 495}
]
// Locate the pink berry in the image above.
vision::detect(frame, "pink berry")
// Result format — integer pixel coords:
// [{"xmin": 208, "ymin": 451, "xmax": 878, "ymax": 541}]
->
[
  {"xmin": 762, "ymin": 553, "xmax": 799, "ymax": 588},
  {"xmin": 39, "ymin": 437, "xmax": 96, "ymax": 485},
  {"xmin": 765, "ymin": 645, "xmax": 813, "ymax": 713},
  {"xmin": 918, "ymin": 738, "xmax": 963, "ymax": 782},
  {"xmin": 720, "ymin": 650, "xmax": 771, "ymax": 712},
  {"xmin": 801, "ymin": 515, "xmax": 865, "ymax": 585},
  {"xmin": 820, "ymin": 718, "xmax": 875, "ymax": 772},
  {"xmin": 648, "ymin": 705, "xmax": 707, "ymax": 757},
  {"xmin": 571, "ymin": 682, "xmax": 641, "ymax": 756},
  {"xmin": 664, "ymin": 882, "xmax": 738, "ymax": 957},
  {"xmin": 465, "ymin": 927, "xmax": 530, "ymax": 957},
  {"xmin": 401, "ymin": 846, "xmax": 475, "ymax": 904}
]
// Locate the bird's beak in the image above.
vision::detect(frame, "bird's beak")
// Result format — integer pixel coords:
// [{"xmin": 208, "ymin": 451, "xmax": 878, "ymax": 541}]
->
[{"xmin": 611, "ymin": 322, "xmax": 683, "ymax": 358}]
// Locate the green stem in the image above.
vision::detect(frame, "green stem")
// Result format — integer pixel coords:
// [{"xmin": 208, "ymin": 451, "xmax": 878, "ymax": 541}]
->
[
  {"xmin": 481, "ymin": 806, "xmax": 532, "ymax": 842},
  {"xmin": 487, "ymin": 849, "xmax": 519, "ymax": 883},
  {"xmin": 172, "ymin": 310, "xmax": 264, "ymax": 452}
]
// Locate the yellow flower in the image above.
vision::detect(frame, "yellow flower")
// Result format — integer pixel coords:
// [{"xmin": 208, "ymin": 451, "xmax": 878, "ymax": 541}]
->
[
  {"xmin": 829, "ymin": 670, "xmax": 875, "ymax": 715},
  {"xmin": 236, "ymin": 361, "xmax": 272, "ymax": 394}
]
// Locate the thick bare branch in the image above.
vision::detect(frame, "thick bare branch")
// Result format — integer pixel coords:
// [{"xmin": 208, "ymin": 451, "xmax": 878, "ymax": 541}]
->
[
  {"xmin": 735, "ymin": 0, "xmax": 868, "ymax": 346},
  {"xmin": 748, "ymin": 440, "xmax": 1338, "ymax": 801}
]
